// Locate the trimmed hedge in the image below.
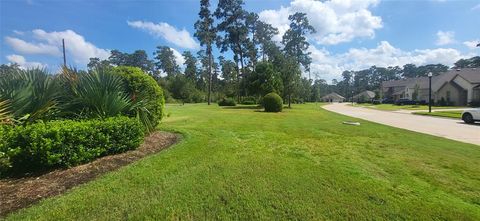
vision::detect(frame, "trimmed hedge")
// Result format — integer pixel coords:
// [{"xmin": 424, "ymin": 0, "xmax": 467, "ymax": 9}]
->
[
  {"xmin": 113, "ymin": 66, "xmax": 165, "ymax": 129},
  {"xmin": 218, "ymin": 98, "xmax": 236, "ymax": 106},
  {"xmin": 0, "ymin": 117, "xmax": 144, "ymax": 176},
  {"xmin": 263, "ymin": 92, "xmax": 283, "ymax": 112}
]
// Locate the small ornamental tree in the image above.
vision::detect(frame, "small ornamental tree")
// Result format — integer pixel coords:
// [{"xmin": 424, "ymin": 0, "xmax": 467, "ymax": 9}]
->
[{"xmin": 263, "ymin": 92, "xmax": 283, "ymax": 112}]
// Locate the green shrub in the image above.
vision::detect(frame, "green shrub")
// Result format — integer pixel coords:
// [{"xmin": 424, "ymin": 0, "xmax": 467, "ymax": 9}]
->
[
  {"xmin": 218, "ymin": 98, "xmax": 236, "ymax": 106},
  {"xmin": 241, "ymin": 96, "xmax": 257, "ymax": 105},
  {"xmin": 0, "ymin": 116, "xmax": 144, "ymax": 176},
  {"xmin": 263, "ymin": 92, "xmax": 283, "ymax": 112},
  {"xmin": 113, "ymin": 66, "xmax": 165, "ymax": 130},
  {"xmin": 0, "ymin": 125, "xmax": 13, "ymax": 175}
]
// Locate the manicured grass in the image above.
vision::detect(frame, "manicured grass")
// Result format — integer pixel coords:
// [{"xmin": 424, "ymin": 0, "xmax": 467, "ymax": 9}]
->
[
  {"xmin": 6, "ymin": 103, "xmax": 480, "ymax": 220},
  {"xmin": 413, "ymin": 110, "xmax": 463, "ymax": 119},
  {"xmin": 353, "ymin": 103, "xmax": 466, "ymax": 111}
]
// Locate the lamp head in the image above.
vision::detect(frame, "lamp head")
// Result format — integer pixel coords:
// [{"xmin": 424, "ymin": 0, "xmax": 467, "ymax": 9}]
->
[{"xmin": 427, "ymin": 72, "xmax": 433, "ymax": 77}]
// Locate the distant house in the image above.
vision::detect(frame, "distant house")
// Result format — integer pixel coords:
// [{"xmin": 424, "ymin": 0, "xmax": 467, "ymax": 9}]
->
[
  {"xmin": 381, "ymin": 68, "xmax": 480, "ymax": 106},
  {"xmin": 321, "ymin": 92, "xmax": 345, "ymax": 102},
  {"xmin": 352, "ymin": 90, "xmax": 376, "ymax": 103}
]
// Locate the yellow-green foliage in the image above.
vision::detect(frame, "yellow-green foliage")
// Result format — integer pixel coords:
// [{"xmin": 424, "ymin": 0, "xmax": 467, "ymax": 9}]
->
[{"xmin": 113, "ymin": 66, "xmax": 165, "ymax": 129}]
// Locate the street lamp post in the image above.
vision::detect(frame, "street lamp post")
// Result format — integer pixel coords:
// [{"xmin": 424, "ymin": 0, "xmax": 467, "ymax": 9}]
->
[{"xmin": 428, "ymin": 72, "xmax": 433, "ymax": 113}]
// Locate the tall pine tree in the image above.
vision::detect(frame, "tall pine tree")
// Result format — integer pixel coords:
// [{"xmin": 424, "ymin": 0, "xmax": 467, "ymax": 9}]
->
[{"xmin": 194, "ymin": 0, "xmax": 217, "ymax": 105}]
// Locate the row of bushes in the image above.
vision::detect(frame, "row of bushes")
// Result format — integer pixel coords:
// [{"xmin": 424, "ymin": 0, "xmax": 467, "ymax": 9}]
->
[
  {"xmin": 218, "ymin": 92, "xmax": 283, "ymax": 113},
  {"xmin": 218, "ymin": 98, "xmax": 236, "ymax": 106},
  {"xmin": 0, "ymin": 116, "xmax": 144, "ymax": 176},
  {"xmin": 0, "ymin": 66, "xmax": 165, "ymax": 131}
]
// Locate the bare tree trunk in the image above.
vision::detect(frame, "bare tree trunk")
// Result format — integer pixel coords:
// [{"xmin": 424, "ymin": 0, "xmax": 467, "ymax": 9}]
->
[
  {"xmin": 237, "ymin": 42, "xmax": 245, "ymax": 103},
  {"xmin": 288, "ymin": 93, "xmax": 291, "ymax": 108},
  {"xmin": 235, "ymin": 60, "xmax": 241, "ymax": 103},
  {"xmin": 207, "ymin": 46, "xmax": 212, "ymax": 105},
  {"xmin": 262, "ymin": 44, "xmax": 266, "ymax": 62}
]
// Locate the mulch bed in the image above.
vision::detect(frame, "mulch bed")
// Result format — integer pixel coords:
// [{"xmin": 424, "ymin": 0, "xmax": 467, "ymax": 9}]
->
[{"xmin": 0, "ymin": 131, "xmax": 179, "ymax": 217}]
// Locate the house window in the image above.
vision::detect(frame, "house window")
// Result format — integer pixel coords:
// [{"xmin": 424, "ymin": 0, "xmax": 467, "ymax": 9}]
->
[{"xmin": 446, "ymin": 91, "xmax": 451, "ymax": 102}]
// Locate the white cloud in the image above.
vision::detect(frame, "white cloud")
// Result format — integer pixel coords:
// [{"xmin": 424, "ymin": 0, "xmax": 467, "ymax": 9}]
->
[
  {"xmin": 127, "ymin": 20, "xmax": 200, "ymax": 50},
  {"xmin": 5, "ymin": 36, "xmax": 61, "ymax": 56},
  {"xmin": 171, "ymin": 47, "xmax": 185, "ymax": 68},
  {"xmin": 259, "ymin": 0, "xmax": 382, "ymax": 45},
  {"xmin": 463, "ymin": 40, "xmax": 479, "ymax": 49},
  {"xmin": 307, "ymin": 41, "xmax": 475, "ymax": 82},
  {"xmin": 31, "ymin": 29, "xmax": 110, "ymax": 65},
  {"xmin": 12, "ymin": 30, "xmax": 24, "ymax": 35},
  {"xmin": 4, "ymin": 29, "xmax": 109, "ymax": 66},
  {"xmin": 435, "ymin": 31, "xmax": 456, "ymax": 45},
  {"xmin": 6, "ymin": 54, "xmax": 46, "ymax": 69}
]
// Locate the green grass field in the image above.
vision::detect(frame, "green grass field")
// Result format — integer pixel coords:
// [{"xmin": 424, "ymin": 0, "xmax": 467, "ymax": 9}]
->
[
  {"xmin": 413, "ymin": 110, "xmax": 463, "ymax": 119},
  {"xmin": 353, "ymin": 103, "xmax": 466, "ymax": 111},
  {"xmin": 6, "ymin": 104, "xmax": 480, "ymax": 220}
]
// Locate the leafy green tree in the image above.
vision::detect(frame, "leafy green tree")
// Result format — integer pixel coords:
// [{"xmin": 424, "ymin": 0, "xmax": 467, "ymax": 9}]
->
[
  {"xmin": 215, "ymin": 0, "xmax": 249, "ymax": 102},
  {"xmin": 169, "ymin": 74, "xmax": 198, "ymax": 104},
  {"xmin": 454, "ymin": 56, "xmax": 480, "ymax": 68},
  {"xmin": 87, "ymin": 57, "xmax": 111, "ymax": 71},
  {"xmin": 196, "ymin": 50, "xmax": 209, "ymax": 91},
  {"xmin": 195, "ymin": 0, "xmax": 217, "ymax": 105},
  {"xmin": 128, "ymin": 50, "xmax": 154, "ymax": 73},
  {"xmin": 247, "ymin": 61, "xmax": 282, "ymax": 97},
  {"xmin": 282, "ymin": 12, "xmax": 316, "ymax": 74},
  {"xmin": 295, "ymin": 77, "xmax": 312, "ymax": 103},
  {"xmin": 277, "ymin": 55, "xmax": 301, "ymax": 108},
  {"xmin": 108, "ymin": 50, "xmax": 127, "ymax": 66},
  {"xmin": 182, "ymin": 51, "xmax": 198, "ymax": 82},
  {"xmin": 92, "ymin": 50, "xmax": 153, "ymax": 73},
  {"xmin": 154, "ymin": 46, "xmax": 180, "ymax": 78},
  {"xmin": 255, "ymin": 21, "xmax": 279, "ymax": 61},
  {"xmin": 219, "ymin": 56, "xmax": 238, "ymax": 97},
  {"xmin": 245, "ymin": 12, "xmax": 259, "ymax": 69}
]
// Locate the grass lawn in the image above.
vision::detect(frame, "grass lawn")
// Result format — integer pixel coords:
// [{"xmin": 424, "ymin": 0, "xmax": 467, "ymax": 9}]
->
[
  {"xmin": 6, "ymin": 103, "xmax": 480, "ymax": 220},
  {"xmin": 352, "ymin": 103, "xmax": 466, "ymax": 111},
  {"xmin": 412, "ymin": 110, "xmax": 463, "ymax": 119}
]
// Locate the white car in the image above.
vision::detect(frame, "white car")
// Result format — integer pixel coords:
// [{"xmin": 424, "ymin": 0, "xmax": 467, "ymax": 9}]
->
[{"xmin": 462, "ymin": 108, "xmax": 480, "ymax": 124}]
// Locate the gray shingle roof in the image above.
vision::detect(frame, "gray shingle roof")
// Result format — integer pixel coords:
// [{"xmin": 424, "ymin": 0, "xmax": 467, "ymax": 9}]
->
[
  {"xmin": 321, "ymin": 92, "xmax": 345, "ymax": 100},
  {"xmin": 353, "ymin": 90, "xmax": 375, "ymax": 99},
  {"xmin": 382, "ymin": 68, "xmax": 480, "ymax": 90}
]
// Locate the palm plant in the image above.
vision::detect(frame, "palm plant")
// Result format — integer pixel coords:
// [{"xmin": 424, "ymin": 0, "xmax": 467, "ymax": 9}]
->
[
  {"xmin": 66, "ymin": 68, "xmax": 131, "ymax": 118},
  {"xmin": 0, "ymin": 99, "xmax": 11, "ymax": 123},
  {"xmin": 0, "ymin": 68, "xmax": 60, "ymax": 123}
]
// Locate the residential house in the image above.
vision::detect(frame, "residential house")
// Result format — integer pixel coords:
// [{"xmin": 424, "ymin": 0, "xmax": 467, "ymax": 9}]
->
[
  {"xmin": 381, "ymin": 68, "xmax": 480, "ymax": 106},
  {"xmin": 352, "ymin": 90, "xmax": 376, "ymax": 103},
  {"xmin": 321, "ymin": 92, "xmax": 345, "ymax": 102}
]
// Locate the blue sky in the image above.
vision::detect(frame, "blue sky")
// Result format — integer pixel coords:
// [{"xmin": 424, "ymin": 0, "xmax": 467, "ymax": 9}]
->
[{"xmin": 0, "ymin": 0, "xmax": 479, "ymax": 81}]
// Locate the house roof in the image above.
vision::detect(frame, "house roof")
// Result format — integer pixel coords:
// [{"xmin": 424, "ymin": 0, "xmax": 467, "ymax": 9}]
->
[
  {"xmin": 382, "ymin": 68, "xmax": 480, "ymax": 91},
  {"xmin": 353, "ymin": 90, "xmax": 375, "ymax": 99},
  {"xmin": 321, "ymin": 92, "xmax": 345, "ymax": 100},
  {"xmin": 454, "ymin": 68, "xmax": 480, "ymax": 83}
]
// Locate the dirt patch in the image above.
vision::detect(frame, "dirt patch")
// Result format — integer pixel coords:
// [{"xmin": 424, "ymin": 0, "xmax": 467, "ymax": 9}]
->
[{"xmin": 0, "ymin": 131, "xmax": 179, "ymax": 217}]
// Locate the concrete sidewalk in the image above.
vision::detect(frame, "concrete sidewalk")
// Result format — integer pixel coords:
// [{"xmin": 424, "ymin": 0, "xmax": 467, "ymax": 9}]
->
[{"xmin": 323, "ymin": 103, "xmax": 480, "ymax": 146}]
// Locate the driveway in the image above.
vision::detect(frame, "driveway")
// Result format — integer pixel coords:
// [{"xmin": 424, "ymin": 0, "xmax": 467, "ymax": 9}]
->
[{"xmin": 323, "ymin": 103, "xmax": 480, "ymax": 146}]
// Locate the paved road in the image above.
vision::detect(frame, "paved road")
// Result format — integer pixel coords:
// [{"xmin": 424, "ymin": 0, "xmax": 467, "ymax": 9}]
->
[
  {"xmin": 323, "ymin": 103, "xmax": 480, "ymax": 146},
  {"xmin": 393, "ymin": 108, "xmax": 469, "ymax": 114}
]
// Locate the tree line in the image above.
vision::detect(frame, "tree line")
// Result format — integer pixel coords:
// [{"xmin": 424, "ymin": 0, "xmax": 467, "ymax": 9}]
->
[
  {"xmin": 84, "ymin": 0, "xmax": 316, "ymax": 107},
  {"xmin": 2, "ymin": 0, "xmax": 478, "ymax": 105}
]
